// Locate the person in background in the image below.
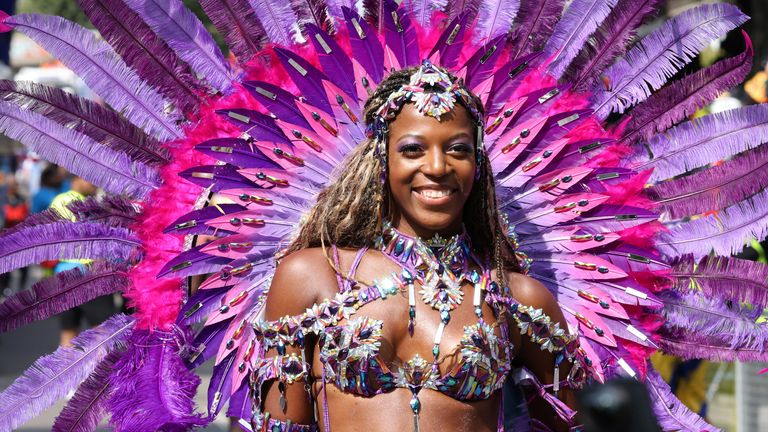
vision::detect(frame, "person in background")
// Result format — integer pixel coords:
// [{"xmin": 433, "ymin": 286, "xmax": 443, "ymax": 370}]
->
[
  {"xmin": 1, "ymin": 176, "xmax": 29, "ymax": 296},
  {"xmin": 32, "ymin": 164, "xmax": 66, "ymax": 214},
  {"xmin": 51, "ymin": 176, "xmax": 115, "ymax": 346}
]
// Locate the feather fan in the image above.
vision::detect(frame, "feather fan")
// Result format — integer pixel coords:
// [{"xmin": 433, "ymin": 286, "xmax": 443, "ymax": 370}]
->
[
  {"xmin": 124, "ymin": 0, "xmax": 233, "ymax": 93},
  {"xmin": 0, "ymin": 262, "xmax": 130, "ymax": 333},
  {"xmin": 659, "ymin": 290, "xmax": 768, "ymax": 362},
  {"xmin": 671, "ymin": 254, "xmax": 768, "ymax": 308},
  {"xmin": 2, "ymin": 13, "xmax": 182, "ymax": 141},
  {"xmin": 0, "ymin": 100, "xmax": 161, "ymax": 198},
  {"xmin": 645, "ymin": 368, "xmax": 720, "ymax": 432},
  {"xmin": 543, "ymin": 0, "xmax": 617, "ymax": 79},
  {"xmin": 591, "ymin": 3, "xmax": 747, "ymax": 119},
  {"xmin": 0, "ymin": 222, "xmax": 139, "ymax": 274},
  {"xmin": 648, "ymin": 143, "xmax": 768, "ymax": 219},
  {"xmin": 567, "ymin": 0, "xmax": 663, "ymax": 89},
  {"xmin": 51, "ymin": 350, "xmax": 123, "ymax": 432},
  {"xmin": 0, "ymin": 80, "xmax": 168, "ymax": 166},
  {"xmin": 199, "ymin": 0, "xmax": 267, "ymax": 62},
  {"xmin": 107, "ymin": 328, "xmax": 208, "ymax": 431},
  {"xmin": 621, "ymin": 33, "xmax": 753, "ymax": 146},
  {"xmin": 474, "ymin": 0, "xmax": 519, "ymax": 44},
  {"xmin": 657, "ymin": 188, "xmax": 768, "ymax": 259},
  {"xmin": 631, "ymin": 105, "xmax": 768, "ymax": 183},
  {"xmin": 77, "ymin": 0, "xmax": 204, "ymax": 115},
  {"xmin": 0, "ymin": 314, "xmax": 135, "ymax": 432}
]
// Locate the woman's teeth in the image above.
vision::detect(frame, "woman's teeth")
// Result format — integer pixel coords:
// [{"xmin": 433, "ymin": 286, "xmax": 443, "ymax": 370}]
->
[{"xmin": 417, "ymin": 189, "xmax": 452, "ymax": 198}]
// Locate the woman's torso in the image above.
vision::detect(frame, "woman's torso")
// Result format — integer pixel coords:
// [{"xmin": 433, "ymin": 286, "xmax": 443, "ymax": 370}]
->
[{"xmin": 302, "ymin": 247, "xmax": 515, "ymax": 432}]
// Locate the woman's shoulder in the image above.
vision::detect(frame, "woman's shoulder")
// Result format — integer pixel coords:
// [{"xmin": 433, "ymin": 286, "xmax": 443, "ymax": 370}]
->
[
  {"xmin": 505, "ymin": 271, "xmax": 561, "ymax": 317},
  {"xmin": 266, "ymin": 247, "xmax": 341, "ymax": 318}
]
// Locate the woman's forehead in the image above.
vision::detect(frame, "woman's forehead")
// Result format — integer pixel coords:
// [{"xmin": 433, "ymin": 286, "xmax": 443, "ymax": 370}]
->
[{"xmin": 388, "ymin": 104, "xmax": 473, "ymax": 138}]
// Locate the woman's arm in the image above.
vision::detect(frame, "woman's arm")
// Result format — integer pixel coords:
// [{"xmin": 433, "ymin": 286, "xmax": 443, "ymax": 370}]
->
[
  {"xmin": 258, "ymin": 248, "xmax": 339, "ymax": 426},
  {"xmin": 508, "ymin": 273, "xmax": 580, "ymax": 432}
]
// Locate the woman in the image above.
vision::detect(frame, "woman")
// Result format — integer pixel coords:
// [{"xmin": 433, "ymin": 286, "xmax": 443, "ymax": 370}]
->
[
  {"xmin": 1, "ymin": 2, "xmax": 765, "ymax": 432},
  {"xmin": 254, "ymin": 64, "xmax": 584, "ymax": 432}
]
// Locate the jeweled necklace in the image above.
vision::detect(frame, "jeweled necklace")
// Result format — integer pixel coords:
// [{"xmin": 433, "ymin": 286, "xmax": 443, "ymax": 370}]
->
[{"xmin": 376, "ymin": 221, "xmax": 492, "ymax": 432}]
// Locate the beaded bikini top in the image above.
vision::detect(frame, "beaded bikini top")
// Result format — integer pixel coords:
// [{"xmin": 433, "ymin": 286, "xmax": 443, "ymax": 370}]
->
[{"xmin": 252, "ymin": 225, "xmax": 590, "ymax": 430}]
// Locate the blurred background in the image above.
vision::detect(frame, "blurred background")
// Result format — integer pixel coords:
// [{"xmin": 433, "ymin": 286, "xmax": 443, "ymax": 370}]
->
[{"xmin": 0, "ymin": 0, "xmax": 767, "ymax": 431}]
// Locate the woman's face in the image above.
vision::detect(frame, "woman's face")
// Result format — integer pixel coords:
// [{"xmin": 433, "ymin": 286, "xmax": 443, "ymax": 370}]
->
[{"xmin": 387, "ymin": 103, "xmax": 476, "ymax": 237}]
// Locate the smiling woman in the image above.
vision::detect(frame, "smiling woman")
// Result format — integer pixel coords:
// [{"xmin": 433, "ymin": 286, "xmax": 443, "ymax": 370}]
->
[{"xmin": 258, "ymin": 62, "xmax": 583, "ymax": 432}]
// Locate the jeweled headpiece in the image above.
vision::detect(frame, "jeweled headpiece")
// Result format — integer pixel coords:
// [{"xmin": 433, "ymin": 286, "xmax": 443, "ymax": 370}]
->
[{"xmin": 366, "ymin": 60, "xmax": 485, "ymax": 175}]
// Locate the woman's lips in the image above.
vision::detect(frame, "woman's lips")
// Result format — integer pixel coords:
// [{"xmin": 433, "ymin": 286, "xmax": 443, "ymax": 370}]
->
[{"xmin": 412, "ymin": 186, "xmax": 457, "ymax": 206}]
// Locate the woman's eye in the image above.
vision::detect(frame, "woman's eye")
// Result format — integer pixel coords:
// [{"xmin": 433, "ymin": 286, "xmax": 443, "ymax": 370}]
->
[
  {"xmin": 398, "ymin": 144, "xmax": 424, "ymax": 154},
  {"xmin": 449, "ymin": 143, "xmax": 473, "ymax": 153}
]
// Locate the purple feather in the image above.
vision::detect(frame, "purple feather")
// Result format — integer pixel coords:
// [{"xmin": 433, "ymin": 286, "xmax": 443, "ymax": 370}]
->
[
  {"xmin": 591, "ymin": 3, "xmax": 747, "ymax": 119},
  {"xmin": 645, "ymin": 368, "xmax": 720, "ymax": 432},
  {"xmin": 382, "ymin": 0, "xmax": 420, "ymax": 68},
  {"xmin": 659, "ymin": 290, "xmax": 768, "ymax": 362},
  {"xmin": 568, "ymin": 0, "xmax": 663, "ymax": 90},
  {"xmin": 448, "ymin": 0, "xmax": 481, "ymax": 22},
  {"xmin": 622, "ymin": 34, "xmax": 753, "ymax": 146},
  {"xmin": 543, "ymin": 0, "xmax": 617, "ymax": 79},
  {"xmin": 5, "ymin": 14, "xmax": 183, "ymax": 141},
  {"xmin": 52, "ymin": 350, "xmax": 123, "ymax": 432},
  {"xmin": 0, "ymin": 80, "xmax": 168, "ymax": 166},
  {"xmin": 2, "ymin": 195, "xmax": 140, "ymax": 239},
  {"xmin": 107, "ymin": 327, "xmax": 208, "ymax": 431},
  {"xmin": 275, "ymin": 47, "xmax": 333, "ymax": 114},
  {"xmin": 0, "ymin": 222, "xmax": 139, "ymax": 274},
  {"xmin": 207, "ymin": 352, "xmax": 237, "ymax": 415},
  {"xmin": 0, "ymin": 100, "xmax": 160, "ymax": 198},
  {"xmin": 226, "ymin": 380, "xmax": 252, "ymax": 420},
  {"xmin": 158, "ymin": 242, "xmax": 233, "ymax": 278},
  {"xmin": 473, "ymin": 0, "xmax": 519, "ymax": 44},
  {"xmin": 343, "ymin": 7, "xmax": 385, "ymax": 83},
  {"xmin": 179, "ymin": 165, "xmax": 256, "ymax": 191},
  {"xmin": 125, "ymin": 0, "xmax": 234, "ymax": 93},
  {"xmin": 648, "ymin": 143, "xmax": 768, "ymax": 219},
  {"xmin": 242, "ymin": 81, "xmax": 309, "ymax": 128},
  {"xmin": 67, "ymin": 195, "xmax": 142, "ymax": 227},
  {"xmin": 305, "ymin": 24, "xmax": 357, "ymax": 98},
  {"xmin": 195, "ymin": 138, "xmax": 283, "ymax": 169},
  {"xmin": 404, "ymin": 0, "xmax": 446, "ymax": 28},
  {"xmin": 671, "ymin": 254, "xmax": 768, "ymax": 307},
  {"xmin": 427, "ymin": 14, "xmax": 469, "ymax": 69},
  {"xmin": 509, "ymin": 0, "xmax": 565, "ymax": 57},
  {"xmin": 0, "ymin": 262, "xmax": 129, "ymax": 333},
  {"xmin": 630, "ymin": 105, "xmax": 768, "ymax": 182},
  {"xmin": 465, "ymin": 34, "xmax": 507, "ymax": 88},
  {"xmin": 164, "ymin": 203, "xmax": 246, "ymax": 235},
  {"xmin": 180, "ymin": 287, "xmax": 230, "ymax": 326},
  {"xmin": 657, "ymin": 188, "xmax": 768, "ymax": 259},
  {"xmin": 290, "ymin": 0, "xmax": 331, "ymax": 30},
  {"xmin": 199, "ymin": 0, "xmax": 267, "ymax": 62},
  {"xmin": 183, "ymin": 320, "xmax": 229, "ymax": 366},
  {"xmin": 249, "ymin": 0, "xmax": 301, "ymax": 46},
  {"xmin": 0, "ymin": 314, "xmax": 135, "ymax": 431},
  {"xmin": 77, "ymin": 0, "xmax": 204, "ymax": 116}
]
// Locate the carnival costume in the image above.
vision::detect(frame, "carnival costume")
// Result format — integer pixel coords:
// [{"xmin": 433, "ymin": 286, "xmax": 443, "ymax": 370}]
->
[{"xmin": 0, "ymin": 0, "xmax": 767, "ymax": 431}]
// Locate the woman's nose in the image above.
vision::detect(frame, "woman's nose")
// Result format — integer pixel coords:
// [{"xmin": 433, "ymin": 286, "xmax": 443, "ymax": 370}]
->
[{"xmin": 421, "ymin": 148, "xmax": 449, "ymax": 177}]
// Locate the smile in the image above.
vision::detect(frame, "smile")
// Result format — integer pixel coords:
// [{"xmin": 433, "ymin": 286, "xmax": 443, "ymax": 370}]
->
[{"xmin": 412, "ymin": 186, "xmax": 457, "ymax": 205}]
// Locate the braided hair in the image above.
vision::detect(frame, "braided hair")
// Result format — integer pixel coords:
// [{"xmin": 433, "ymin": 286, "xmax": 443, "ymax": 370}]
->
[{"xmin": 282, "ymin": 66, "xmax": 521, "ymax": 284}]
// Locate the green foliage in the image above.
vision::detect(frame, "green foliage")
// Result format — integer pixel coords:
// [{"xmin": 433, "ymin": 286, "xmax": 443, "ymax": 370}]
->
[{"xmin": 17, "ymin": 0, "xmax": 91, "ymax": 27}]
